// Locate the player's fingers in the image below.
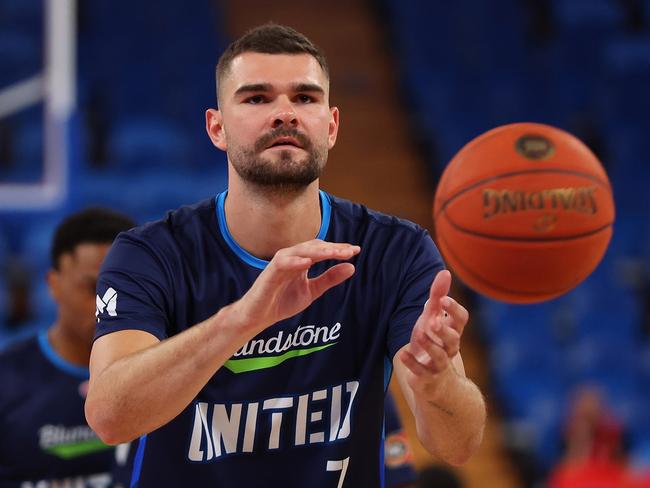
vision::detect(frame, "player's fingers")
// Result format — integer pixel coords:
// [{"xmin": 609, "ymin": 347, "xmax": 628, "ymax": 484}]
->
[
  {"xmin": 272, "ymin": 254, "xmax": 313, "ymax": 272},
  {"xmin": 440, "ymin": 296, "xmax": 469, "ymax": 335},
  {"xmin": 429, "ymin": 270, "xmax": 452, "ymax": 308},
  {"xmin": 409, "ymin": 325, "xmax": 448, "ymax": 371},
  {"xmin": 309, "ymin": 263, "xmax": 356, "ymax": 299},
  {"xmin": 415, "ymin": 339, "xmax": 449, "ymax": 372},
  {"xmin": 435, "ymin": 324, "xmax": 461, "ymax": 358},
  {"xmin": 399, "ymin": 348, "xmax": 429, "ymax": 377},
  {"xmin": 284, "ymin": 240, "xmax": 360, "ymax": 263}
]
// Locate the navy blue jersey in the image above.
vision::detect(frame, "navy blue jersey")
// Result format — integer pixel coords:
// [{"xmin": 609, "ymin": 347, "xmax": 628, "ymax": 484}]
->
[
  {"xmin": 0, "ymin": 332, "xmax": 115, "ymax": 487},
  {"xmin": 384, "ymin": 393, "xmax": 417, "ymax": 488},
  {"xmin": 95, "ymin": 191, "xmax": 444, "ymax": 488}
]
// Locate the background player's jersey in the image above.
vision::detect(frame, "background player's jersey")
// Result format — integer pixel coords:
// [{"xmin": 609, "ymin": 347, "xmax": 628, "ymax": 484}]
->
[
  {"xmin": 95, "ymin": 191, "xmax": 444, "ymax": 488},
  {"xmin": 0, "ymin": 332, "xmax": 115, "ymax": 488},
  {"xmin": 384, "ymin": 393, "xmax": 417, "ymax": 488}
]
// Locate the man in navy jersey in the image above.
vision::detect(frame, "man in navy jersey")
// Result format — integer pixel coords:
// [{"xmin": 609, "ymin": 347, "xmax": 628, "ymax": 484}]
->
[
  {"xmin": 86, "ymin": 24, "xmax": 486, "ymax": 487},
  {"xmin": 0, "ymin": 208, "xmax": 134, "ymax": 487}
]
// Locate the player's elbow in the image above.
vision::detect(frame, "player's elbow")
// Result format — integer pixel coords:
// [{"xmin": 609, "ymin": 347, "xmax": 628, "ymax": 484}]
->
[
  {"xmin": 442, "ymin": 433, "xmax": 483, "ymax": 466},
  {"xmin": 418, "ymin": 426, "xmax": 484, "ymax": 467},
  {"xmin": 85, "ymin": 394, "xmax": 129, "ymax": 446}
]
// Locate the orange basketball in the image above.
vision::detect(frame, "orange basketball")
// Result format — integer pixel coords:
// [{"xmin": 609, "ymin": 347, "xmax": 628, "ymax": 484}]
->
[{"xmin": 433, "ymin": 122, "xmax": 615, "ymax": 304}]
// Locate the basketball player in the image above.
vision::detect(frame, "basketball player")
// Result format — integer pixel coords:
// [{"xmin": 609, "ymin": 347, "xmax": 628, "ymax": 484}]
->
[
  {"xmin": 0, "ymin": 208, "xmax": 135, "ymax": 487},
  {"xmin": 86, "ymin": 24, "xmax": 486, "ymax": 487}
]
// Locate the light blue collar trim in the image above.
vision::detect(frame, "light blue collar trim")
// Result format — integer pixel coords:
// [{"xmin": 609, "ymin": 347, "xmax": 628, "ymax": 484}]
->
[
  {"xmin": 215, "ymin": 190, "xmax": 332, "ymax": 270},
  {"xmin": 38, "ymin": 331, "xmax": 89, "ymax": 379}
]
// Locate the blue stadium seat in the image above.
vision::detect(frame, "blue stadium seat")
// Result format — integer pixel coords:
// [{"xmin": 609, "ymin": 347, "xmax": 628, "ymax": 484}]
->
[
  {"xmin": 567, "ymin": 256, "xmax": 642, "ymax": 343},
  {"xmin": 19, "ymin": 214, "xmax": 66, "ymax": 276},
  {"xmin": 77, "ymin": 165, "xmax": 228, "ymax": 225},
  {"xmin": 0, "ymin": 29, "xmax": 41, "ymax": 87},
  {"xmin": 597, "ymin": 37, "xmax": 650, "ymax": 132},
  {"xmin": 0, "ymin": 0, "xmax": 42, "ymax": 28},
  {"xmin": 107, "ymin": 118, "xmax": 192, "ymax": 173},
  {"xmin": 491, "ymin": 335, "xmax": 569, "ymax": 418},
  {"xmin": 0, "ymin": 0, "xmax": 43, "ymax": 25},
  {"xmin": 477, "ymin": 298, "xmax": 565, "ymax": 345},
  {"xmin": 551, "ymin": 0, "xmax": 624, "ymax": 34}
]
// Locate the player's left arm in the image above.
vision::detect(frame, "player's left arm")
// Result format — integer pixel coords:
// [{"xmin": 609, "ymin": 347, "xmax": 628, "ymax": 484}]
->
[{"xmin": 394, "ymin": 270, "xmax": 486, "ymax": 466}]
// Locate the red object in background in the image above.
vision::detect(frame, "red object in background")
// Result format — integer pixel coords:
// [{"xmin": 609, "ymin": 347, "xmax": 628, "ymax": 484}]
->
[{"xmin": 548, "ymin": 459, "xmax": 638, "ymax": 488}]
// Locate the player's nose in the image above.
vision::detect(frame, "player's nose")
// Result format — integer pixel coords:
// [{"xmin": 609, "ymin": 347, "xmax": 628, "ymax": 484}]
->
[{"xmin": 271, "ymin": 96, "xmax": 298, "ymax": 128}]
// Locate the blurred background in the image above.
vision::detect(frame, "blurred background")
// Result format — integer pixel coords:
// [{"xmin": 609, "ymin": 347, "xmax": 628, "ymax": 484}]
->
[{"xmin": 1, "ymin": 0, "xmax": 649, "ymax": 486}]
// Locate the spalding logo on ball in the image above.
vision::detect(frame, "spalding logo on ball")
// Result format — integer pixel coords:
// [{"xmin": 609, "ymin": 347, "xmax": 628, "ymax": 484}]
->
[{"xmin": 433, "ymin": 122, "xmax": 615, "ymax": 304}]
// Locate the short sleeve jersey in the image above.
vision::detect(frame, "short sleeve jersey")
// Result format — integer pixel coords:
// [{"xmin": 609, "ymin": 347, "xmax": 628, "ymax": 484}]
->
[
  {"xmin": 95, "ymin": 191, "xmax": 444, "ymax": 488},
  {"xmin": 0, "ymin": 333, "xmax": 115, "ymax": 487}
]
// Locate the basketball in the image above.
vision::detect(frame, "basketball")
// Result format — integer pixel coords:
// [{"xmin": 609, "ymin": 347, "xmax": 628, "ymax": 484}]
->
[{"xmin": 433, "ymin": 122, "xmax": 615, "ymax": 304}]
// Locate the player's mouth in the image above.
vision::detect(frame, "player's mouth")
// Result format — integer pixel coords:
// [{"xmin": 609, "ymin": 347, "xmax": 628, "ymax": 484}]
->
[{"xmin": 267, "ymin": 137, "xmax": 303, "ymax": 149}]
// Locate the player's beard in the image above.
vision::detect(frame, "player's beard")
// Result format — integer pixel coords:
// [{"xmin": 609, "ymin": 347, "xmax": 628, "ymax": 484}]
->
[{"xmin": 228, "ymin": 128, "xmax": 327, "ymax": 194}]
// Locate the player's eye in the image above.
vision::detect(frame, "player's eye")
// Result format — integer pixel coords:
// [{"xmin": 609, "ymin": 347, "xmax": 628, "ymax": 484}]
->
[
  {"xmin": 297, "ymin": 94, "xmax": 314, "ymax": 103},
  {"xmin": 245, "ymin": 95, "xmax": 266, "ymax": 105}
]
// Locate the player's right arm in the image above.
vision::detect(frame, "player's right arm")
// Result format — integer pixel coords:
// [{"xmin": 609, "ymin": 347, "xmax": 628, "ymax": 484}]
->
[{"xmin": 85, "ymin": 239, "xmax": 359, "ymax": 445}]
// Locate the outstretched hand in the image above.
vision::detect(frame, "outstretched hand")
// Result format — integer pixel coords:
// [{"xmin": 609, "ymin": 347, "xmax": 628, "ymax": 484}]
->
[
  {"xmin": 238, "ymin": 239, "xmax": 360, "ymax": 330},
  {"xmin": 399, "ymin": 270, "xmax": 469, "ymax": 393}
]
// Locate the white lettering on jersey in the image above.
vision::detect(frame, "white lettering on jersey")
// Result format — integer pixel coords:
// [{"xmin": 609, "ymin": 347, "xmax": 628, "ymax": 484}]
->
[
  {"xmin": 20, "ymin": 473, "xmax": 111, "ymax": 488},
  {"xmin": 95, "ymin": 287, "xmax": 117, "ymax": 321},
  {"xmin": 233, "ymin": 323, "xmax": 341, "ymax": 358},
  {"xmin": 187, "ymin": 380, "xmax": 359, "ymax": 462},
  {"xmin": 39, "ymin": 424, "xmax": 98, "ymax": 450}
]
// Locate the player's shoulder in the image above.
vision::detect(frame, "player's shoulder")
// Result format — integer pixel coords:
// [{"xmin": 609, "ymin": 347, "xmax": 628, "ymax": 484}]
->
[
  {"xmin": 0, "ymin": 333, "xmax": 39, "ymax": 364},
  {"xmin": 0, "ymin": 334, "xmax": 41, "ymax": 394},
  {"xmin": 113, "ymin": 198, "xmax": 215, "ymax": 252},
  {"xmin": 327, "ymin": 193, "xmax": 427, "ymax": 237},
  {"xmin": 129, "ymin": 198, "xmax": 214, "ymax": 239}
]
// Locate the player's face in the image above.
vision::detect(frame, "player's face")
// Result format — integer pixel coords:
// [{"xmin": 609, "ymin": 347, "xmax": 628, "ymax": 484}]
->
[
  {"xmin": 47, "ymin": 243, "xmax": 111, "ymax": 347},
  {"xmin": 207, "ymin": 52, "xmax": 339, "ymax": 192}
]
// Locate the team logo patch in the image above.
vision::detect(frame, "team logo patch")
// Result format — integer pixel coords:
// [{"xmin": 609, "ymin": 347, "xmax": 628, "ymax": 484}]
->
[
  {"xmin": 95, "ymin": 287, "xmax": 118, "ymax": 321},
  {"xmin": 384, "ymin": 431, "xmax": 413, "ymax": 468},
  {"xmin": 39, "ymin": 425, "xmax": 111, "ymax": 459}
]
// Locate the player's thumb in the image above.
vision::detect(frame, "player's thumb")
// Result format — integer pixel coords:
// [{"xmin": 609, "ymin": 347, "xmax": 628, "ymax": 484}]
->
[{"xmin": 430, "ymin": 269, "xmax": 452, "ymax": 302}]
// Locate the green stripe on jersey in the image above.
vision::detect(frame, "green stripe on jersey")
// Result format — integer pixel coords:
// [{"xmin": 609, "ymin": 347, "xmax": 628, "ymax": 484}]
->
[
  {"xmin": 46, "ymin": 438, "xmax": 112, "ymax": 459},
  {"xmin": 224, "ymin": 343, "xmax": 337, "ymax": 374}
]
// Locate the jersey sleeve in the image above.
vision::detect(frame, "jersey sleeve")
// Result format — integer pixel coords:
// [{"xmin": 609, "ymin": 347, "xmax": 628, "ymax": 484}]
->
[
  {"xmin": 95, "ymin": 232, "xmax": 174, "ymax": 341},
  {"xmin": 387, "ymin": 230, "xmax": 445, "ymax": 359}
]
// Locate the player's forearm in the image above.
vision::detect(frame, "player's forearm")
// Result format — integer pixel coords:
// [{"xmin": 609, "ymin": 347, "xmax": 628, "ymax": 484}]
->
[
  {"xmin": 86, "ymin": 301, "xmax": 264, "ymax": 445},
  {"xmin": 413, "ymin": 367, "xmax": 486, "ymax": 466}
]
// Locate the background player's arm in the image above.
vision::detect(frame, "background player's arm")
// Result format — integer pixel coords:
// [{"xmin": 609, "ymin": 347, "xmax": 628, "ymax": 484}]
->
[
  {"xmin": 86, "ymin": 240, "xmax": 359, "ymax": 445},
  {"xmin": 393, "ymin": 270, "xmax": 486, "ymax": 466}
]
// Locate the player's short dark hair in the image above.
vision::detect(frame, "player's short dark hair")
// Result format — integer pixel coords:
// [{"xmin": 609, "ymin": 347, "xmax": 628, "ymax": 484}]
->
[
  {"xmin": 215, "ymin": 23, "xmax": 329, "ymax": 104},
  {"xmin": 50, "ymin": 208, "xmax": 135, "ymax": 269}
]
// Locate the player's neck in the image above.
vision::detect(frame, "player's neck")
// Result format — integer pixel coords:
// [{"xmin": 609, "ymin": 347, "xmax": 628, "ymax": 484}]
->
[
  {"xmin": 224, "ymin": 181, "xmax": 322, "ymax": 260},
  {"xmin": 47, "ymin": 322, "xmax": 91, "ymax": 368}
]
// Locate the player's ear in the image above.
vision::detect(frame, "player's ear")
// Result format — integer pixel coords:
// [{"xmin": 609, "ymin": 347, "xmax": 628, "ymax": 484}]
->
[
  {"xmin": 206, "ymin": 109, "xmax": 227, "ymax": 151},
  {"xmin": 327, "ymin": 106, "xmax": 339, "ymax": 149},
  {"xmin": 46, "ymin": 269, "xmax": 62, "ymax": 303}
]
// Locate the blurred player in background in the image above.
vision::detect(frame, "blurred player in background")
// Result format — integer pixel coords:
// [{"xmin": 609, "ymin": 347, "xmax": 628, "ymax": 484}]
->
[
  {"xmin": 0, "ymin": 208, "xmax": 134, "ymax": 487},
  {"xmin": 87, "ymin": 24, "xmax": 485, "ymax": 487}
]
